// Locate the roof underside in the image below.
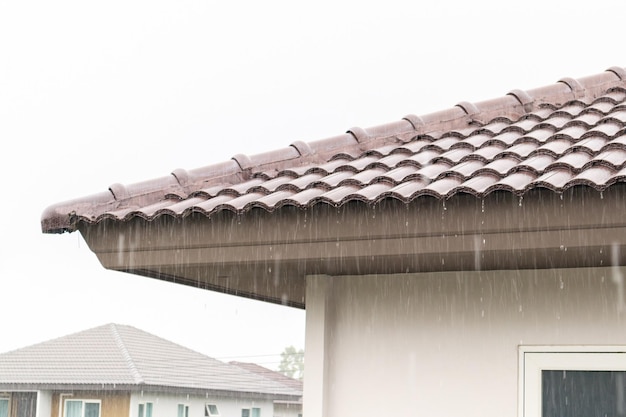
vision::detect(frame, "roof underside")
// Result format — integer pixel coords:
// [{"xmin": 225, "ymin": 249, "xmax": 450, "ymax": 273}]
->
[{"xmin": 40, "ymin": 67, "xmax": 626, "ymax": 308}]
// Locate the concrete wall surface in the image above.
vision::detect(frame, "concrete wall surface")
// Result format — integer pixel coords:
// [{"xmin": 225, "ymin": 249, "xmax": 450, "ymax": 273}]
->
[{"xmin": 304, "ymin": 267, "xmax": 626, "ymax": 417}]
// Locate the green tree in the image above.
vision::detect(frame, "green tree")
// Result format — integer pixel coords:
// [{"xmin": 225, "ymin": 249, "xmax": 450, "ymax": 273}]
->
[{"xmin": 278, "ymin": 345, "xmax": 304, "ymax": 380}]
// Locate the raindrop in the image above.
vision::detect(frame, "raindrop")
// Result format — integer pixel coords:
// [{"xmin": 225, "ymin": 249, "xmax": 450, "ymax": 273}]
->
[
  {"xmin": 481, "ymin": 199, "xmax": 485, "ymax": 213},
  {"xmin": 600, "ymin": 191, "xmax": 604, "ymax": 200},
  {"xmin": 481, "ymin": 310, "xmax": 485, "ymax": 317},
  {"xmin": 559, "ymin": 193, "xmax": 563, "ymax": 200},
  {"xmin": 518, "ymin": 304, "xmax": 523, "ymax": 313},
  {"xmin": 268, "ymin": 267, "xmax": 272, "ymax": 273},
  {"xmin": 559, "ymin": 278, "xmax": 564, "ymax": 289},
  {"xmin": 442, "ymin": 200, "xmax": 447, "ymax": 211},
  {"xmin": 405, "ymin": 221, "xmax": 409, "ymax": 227},
  {"xmin": 518, "ymin": 196, "xmax": 523, "ymax": 207}
]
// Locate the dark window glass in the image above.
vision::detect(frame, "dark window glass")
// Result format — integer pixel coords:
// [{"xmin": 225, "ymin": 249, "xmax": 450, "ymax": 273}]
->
[{"xmin": 543, "ymin": 370, "xmax": 626, "ymax": 417}]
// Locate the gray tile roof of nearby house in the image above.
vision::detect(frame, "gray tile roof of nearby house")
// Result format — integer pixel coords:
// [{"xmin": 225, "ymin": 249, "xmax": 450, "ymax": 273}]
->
[
  {"xmin": 229, "ymin": 361, "xmax": 303, "ymax": 392},
  {"xmin": 41, "ymin": 66, "xmax": 626, "ymax": 234},
  {"xmin": 0, "ymin": 323, "xmax": 301, "ymax": 398}
]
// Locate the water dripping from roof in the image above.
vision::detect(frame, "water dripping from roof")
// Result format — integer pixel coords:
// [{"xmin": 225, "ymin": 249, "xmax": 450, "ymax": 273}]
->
[
  {"xmin": 473, "ymin": 234, "xmax": 482, "ymax": 271},
  {"xmin": 611, "ymin": 242, "xmax": 624, "ymax": 313}
]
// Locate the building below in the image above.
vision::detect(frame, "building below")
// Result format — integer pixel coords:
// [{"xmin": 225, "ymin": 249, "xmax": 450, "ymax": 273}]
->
[{"xmin": 0, "ymin": 324, "xmax": 301, "ymax": 417}]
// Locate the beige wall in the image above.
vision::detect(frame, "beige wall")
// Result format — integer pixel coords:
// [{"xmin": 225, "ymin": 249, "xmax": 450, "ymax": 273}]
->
[
  {"xmin": 51, "ymin": 392, "xmax": 130, "ymax": 417},
  {"xmin": 304, "ymin": 267, "xmax": 626, "ymax": 417}
]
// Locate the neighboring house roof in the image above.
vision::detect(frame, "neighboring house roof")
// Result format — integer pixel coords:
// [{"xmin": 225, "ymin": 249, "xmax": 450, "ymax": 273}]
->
[
  {"xmin": 229, "ymin": 361, "xmax": 303, "ymax": 392},
  {"xmin": 0, "ymin": 323, "xmax": 301, "ymax": 399},
  {"xmin": 41, "ymin": 66, "xmax": 626, "ymax": 234}
]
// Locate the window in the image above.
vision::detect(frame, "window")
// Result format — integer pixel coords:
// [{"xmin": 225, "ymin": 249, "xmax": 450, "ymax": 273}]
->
[
  {"xmin": 64, "ymin": 400, "xmax": 100, "ymax": 417},
  {"xmin": 138, "ymin": 403, "xmax": 153, "ymax": 417},
  {"xmin": 241, "ymin": 408, "xmax": 259, "ymax": 417},
  {"xmin": 519, "ymin": 346, "xmax": 626, "ymax": 417},
  {"xmin": 0, "ymin": 398, "xmax": 8, "ymax": 417},
  {"xmin": 204, "ymin": 404, "xmax": 219, "ymax": 417},
  {"xmin": 177, "ymin": 404, "xmax": 189, "ymax": 417}
]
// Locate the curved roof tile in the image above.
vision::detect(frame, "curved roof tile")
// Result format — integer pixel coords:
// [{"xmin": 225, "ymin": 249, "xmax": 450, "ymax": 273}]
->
[{"xmin": 41, "ymin": 68, "xmax": 626, "ymax": 233}]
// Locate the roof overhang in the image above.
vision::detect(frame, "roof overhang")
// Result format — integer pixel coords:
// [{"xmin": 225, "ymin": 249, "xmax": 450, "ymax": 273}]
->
[
  {"xmin": 0, "ymin": 384, "xmax": 300, "ymax": 401},
  {"xmin": 77, "ymin": 184, "xmax": 626, "ymax": 309}
]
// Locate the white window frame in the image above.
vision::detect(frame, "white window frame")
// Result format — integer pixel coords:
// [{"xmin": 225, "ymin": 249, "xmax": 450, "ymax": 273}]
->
[
  {"xmin": 519, "ymin": 345, "xmax": 626, "ymax": 417},
  {"xmin": 177, "ymin": 404, "xmax": 189, "ymax": 417},
  {"xmin": 241, "ymin": 407, "xmax": 260, "ymax": 417},
  {"xmin": 64, "ymin": 399, "xmax": 101, "ymax": 417},
  {"xmin": 0, "ymin": 397, "xmax": 9, "ymax": 417},
  {"xmin": 204, "ymin": 404, "xmax": 219, "ymax": 417},
  {"xmin": 138, "ymin": 402, "xmax": 153, "ymax": 417}
]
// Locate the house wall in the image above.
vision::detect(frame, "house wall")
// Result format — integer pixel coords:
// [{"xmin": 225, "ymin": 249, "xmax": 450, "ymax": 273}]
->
[
  {"xmin": 3, "ymin": 392, "xmax": 37, "ymax": 417},
  {"xmin": 304, "ymin": 267, "xmax": 626, "ymax": 417},
  {"xmin": 272, "ymin": 402, "xmax": 301, "ymax": 417},
  {"xmin": 51, "ymin": 392, "xmax": 130, "ymax": 417},
  {"xmin": 36, "ymin": 392, "xmax": 51, "ymax": 417},
  {"xmin": 128, "ymin": 392, "xmax": 274, "ymax": 417}
]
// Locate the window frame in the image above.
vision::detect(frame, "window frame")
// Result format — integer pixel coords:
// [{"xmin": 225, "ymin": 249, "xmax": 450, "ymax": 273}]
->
[
  {"xmin": 0, "ymin": 397, "xmax": 9, "ymax": 417},
  {"xmin": 241, "ymin": 407, "xmax": 260, "ymax": 417},
  {"xmin": 519, "ymin": 345, "xmax": 626, "ymax": 417},
  {"xmin": 64, "ymin": 399, "xmax": 101, "ymax": 417},
  {"xmin": 204, "ymin": 404, "xmax": 219, "ymax": 417},
  {"xmin": 138, "ymin": 402, "xmax": 153, "ymax": 417},
  {"xmin": 177, "ymin": 404, "xmax": 189, "ymax": 417}
]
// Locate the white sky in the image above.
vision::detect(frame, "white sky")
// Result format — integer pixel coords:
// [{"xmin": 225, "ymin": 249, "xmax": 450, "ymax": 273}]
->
[{"xmin": 0, "ymin": 0, "xmax": 623, "ymax": 369}]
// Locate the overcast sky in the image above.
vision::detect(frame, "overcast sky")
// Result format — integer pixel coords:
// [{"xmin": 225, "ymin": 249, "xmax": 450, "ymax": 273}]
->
[{"xmin": 0, "ymin": 0, "xmax": 624, "ymax": 368}]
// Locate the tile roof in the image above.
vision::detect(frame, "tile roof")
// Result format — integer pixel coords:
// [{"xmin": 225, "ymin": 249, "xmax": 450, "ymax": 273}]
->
[
  {"xmin": 41, "ymin": 67, "xmax": 626, "ymax": 234},
  {"xmin": 0, "ymin": 323, "xmax": 301, "ymax": 397},
  {"xmin": 229, "ymin": 361, "xmax": 303, "ymax": 392}
]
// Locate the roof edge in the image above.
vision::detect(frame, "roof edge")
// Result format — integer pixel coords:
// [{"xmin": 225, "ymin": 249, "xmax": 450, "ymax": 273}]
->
[
  {"xmin": 0, "ymin": 383, "xmax": 302, "ymax": 399},
  {"xmin": 41, "ymin": 66, "xmax": 626, "ymax": 234}
]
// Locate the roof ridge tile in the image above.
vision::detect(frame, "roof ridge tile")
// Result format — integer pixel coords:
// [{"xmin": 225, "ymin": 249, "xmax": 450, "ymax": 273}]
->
[{"xmin": 110, "ymin": 324, "xmax": 144, "ymax": 385}]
